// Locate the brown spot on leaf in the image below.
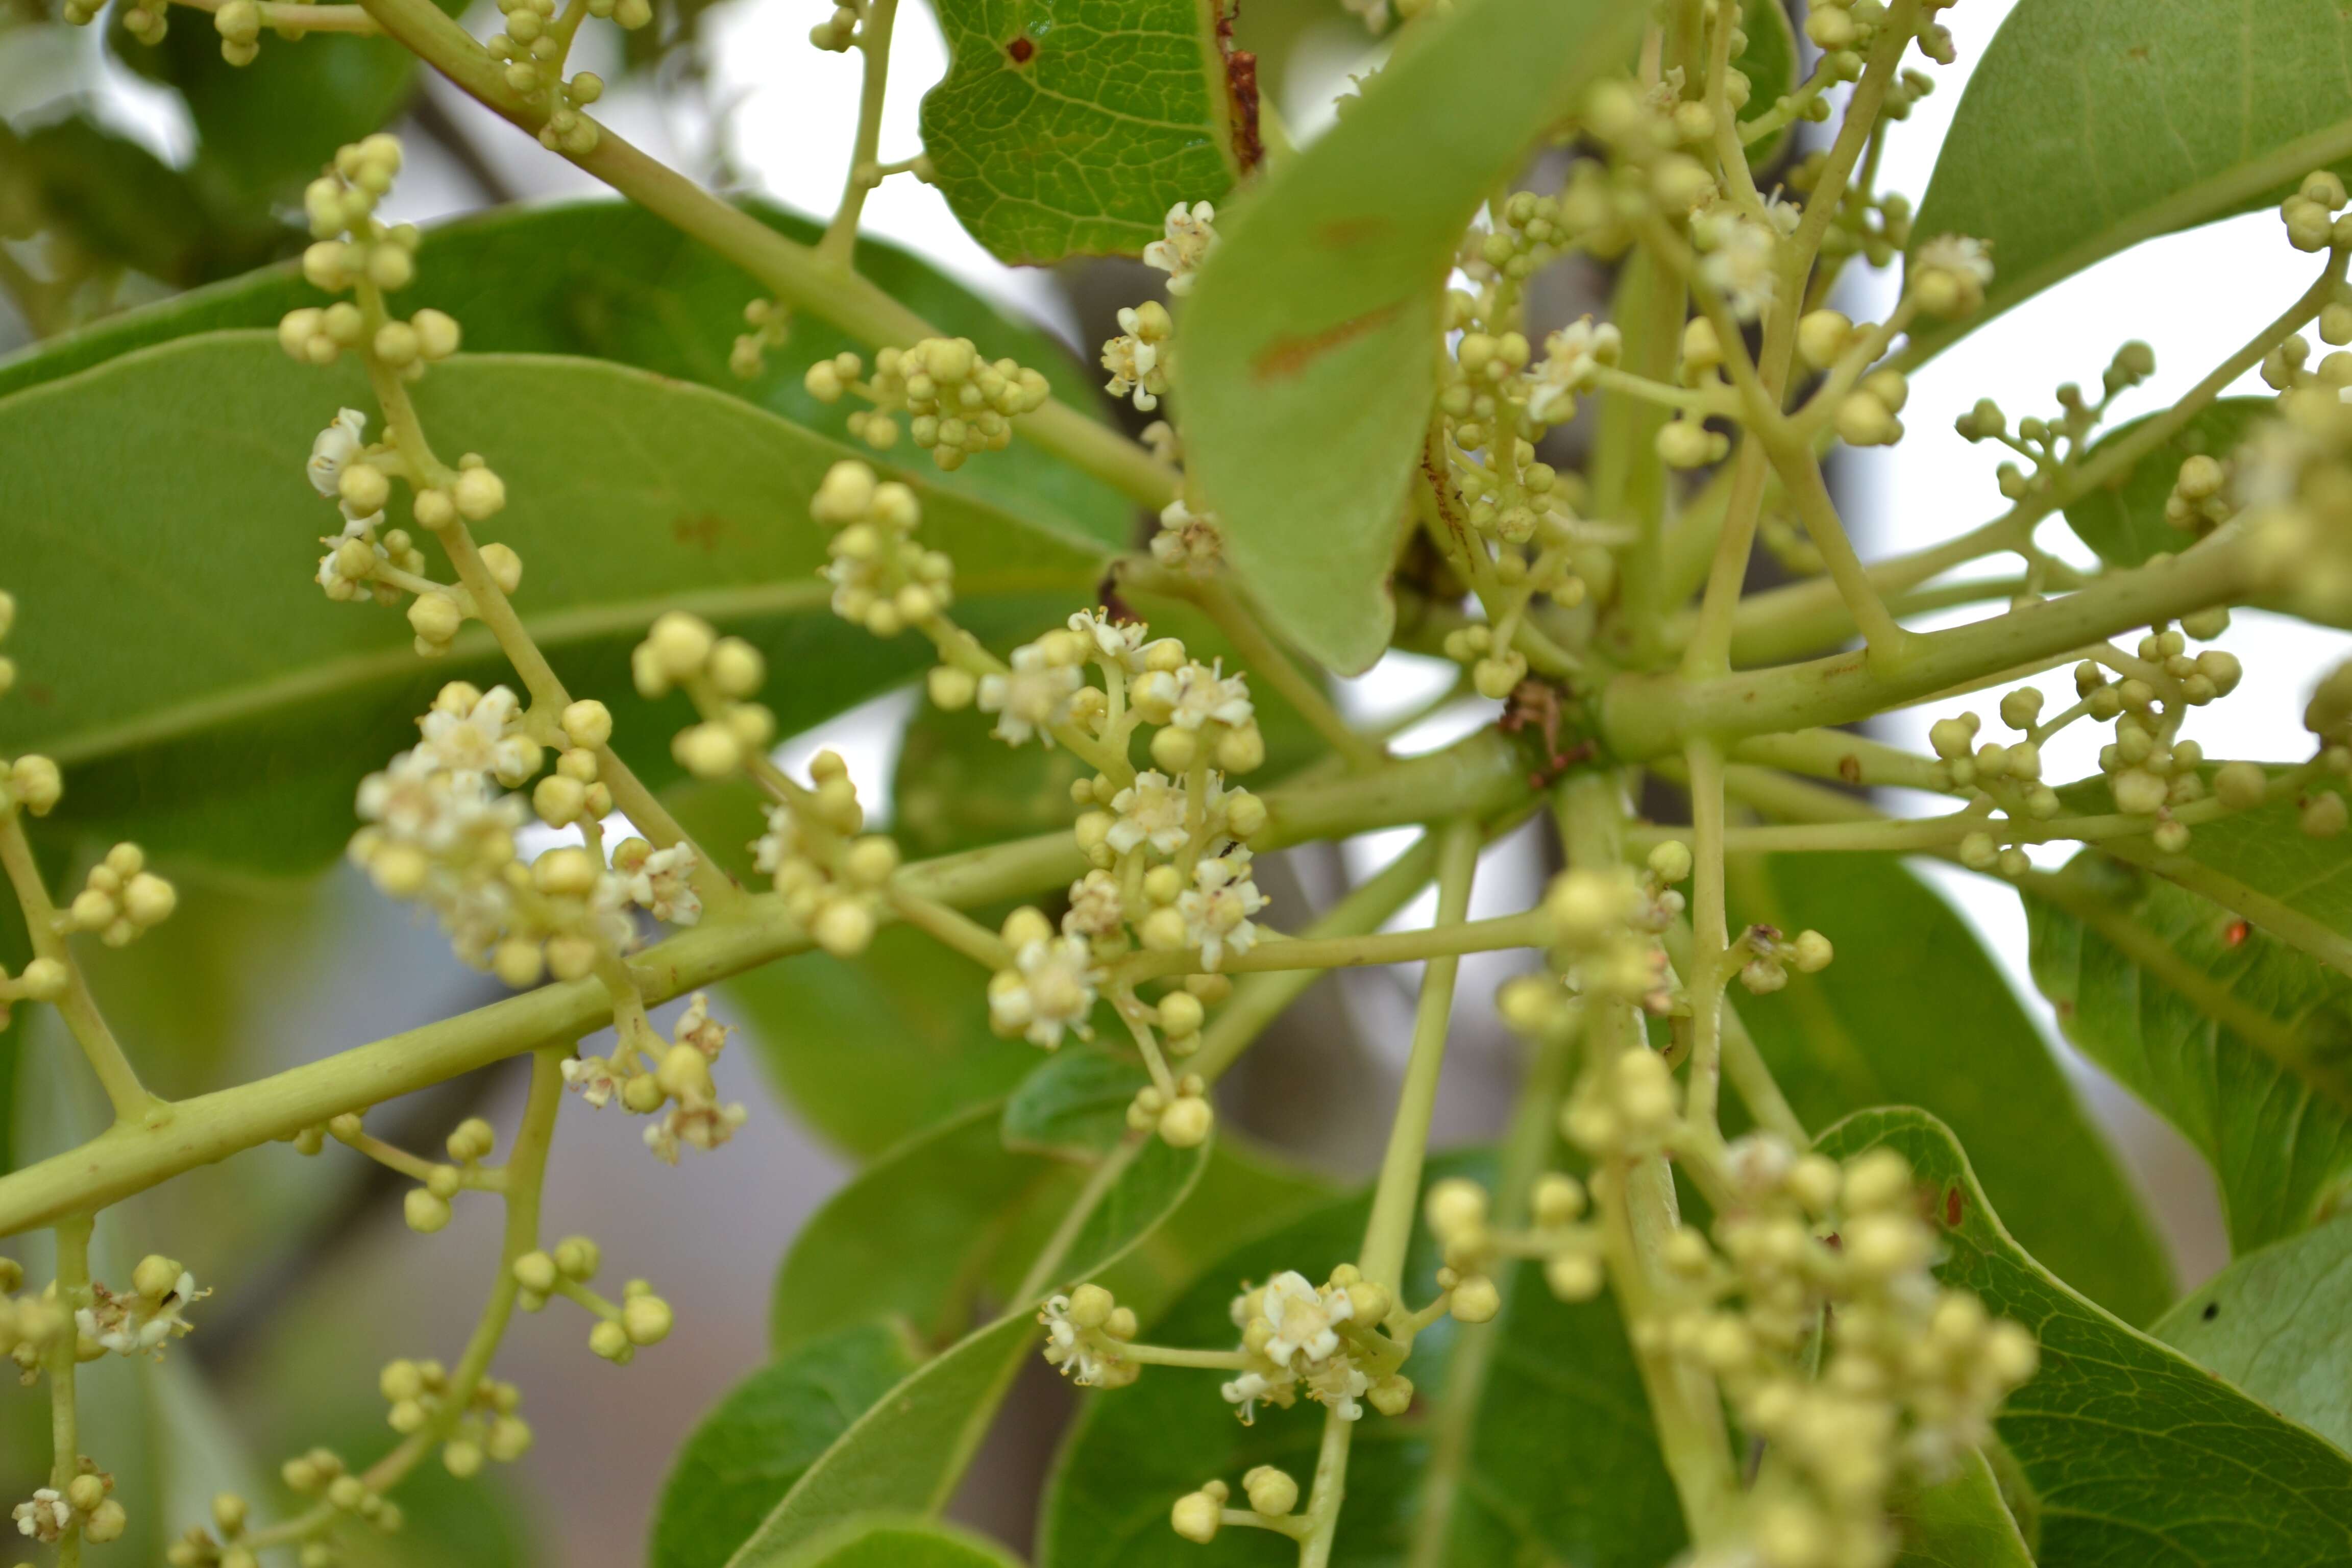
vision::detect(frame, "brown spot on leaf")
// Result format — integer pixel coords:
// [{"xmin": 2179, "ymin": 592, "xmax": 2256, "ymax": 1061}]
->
[
  {"xmin": 1837, "ymin": 753, "xmax": 1863, "ymax": 785},
  {"xmin": 1945, "ymin": 1186, "xmax": 1964, "ymax": 1227},
  {"xmin": 2225, "ymin": 918, "xmax": 2251, "ymax": 947},
  {"xmin": 673, "ymin": 513, "xmax": 730, "ymax": 551},
  {"xmin": 1250, "ymin": 301, "xmax": 1404, "ymax": 381},
  {"xmin": 1214, "ymin": 4, "xmax": 1261, "ymax": 171},
  {"xmin": 1316, "ymin": 216, "xmax": 1392, "ymax": 249},
  {"xmin": 1006, "ymin": 35, "xmax": 1035, "ymax": 63}
]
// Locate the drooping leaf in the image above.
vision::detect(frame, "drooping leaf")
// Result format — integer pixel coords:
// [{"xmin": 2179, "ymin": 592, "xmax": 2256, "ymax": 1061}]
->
[
  {"xmin": 1887, "ymin": 1449, "xmax": 2035, "ymax": 1568},
  {"xmin": 2024, "ymin": 848, "xmax": 2352, "ymax": 1252},
  {"xmin": 1727, "ymin": 853, "xmax": 2172, "ymax": 1322},
  {"xmin": 2153, "ymin": 1213, "xmax": 2352, "ymax": 1454},
  {"xmin": 0, "ymin": 199, "xmax": 1133, "ymax": 550},
  {"xmin": 651, "ymin": 1322, "xmax": 922, "ymax": 1568},
  {"xmin": 1910, "ymin": 0, "xmax": 2352, "ymax": 355},
  {"xmin": 1040, "ymin": 1151, "xmax": 1687, "ymax": 1568},
  {"xmin": 732, "ymin": 927, "xmax": 1040, "ymax": 1163},
  {"xmin": 738, "ymin": 1137, "xmax": 1205, "ymax": 1564},
  {"xmin": 1178, "ymin": 0, "xmax": 1646, "ymax": 673},
  {"xmin": 2062, "ymin": 397, "xmax": 2270, "ymax": 567},
  {"xmin": 1818, "ymin": 1107, "xmax": 2352, "ymax": 1565},
  {"xmin": 770, "ymin": 1100, "xmax": 1076, "ymax": 1356},
  {"xmin": 752, "ymin": 1516, "xmax": 1023, "ymax": 1568},
  {"xmin": 916, "ymin": 0, "xmax": 1245, "ymax": 265},
  {"xmin": 0, "ymin": 335, "xmax": 1104, "ymax": 874}
]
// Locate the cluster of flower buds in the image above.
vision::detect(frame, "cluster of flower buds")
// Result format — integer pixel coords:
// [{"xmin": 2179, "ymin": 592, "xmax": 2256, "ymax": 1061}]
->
[
  {"xmin": 810, "ymin": 459, "xmax": 955, "ymax": 640},
  {"xmin": 281, "ymin": 1447, "xmax": 406, "ymax": 1539},
  {"xmin": 805, "ymin": 337, "xmax": 1050, "ymax": 470},
  {"xmin": 1219, "ymin": 1264, "xmax": 1418, "ymax": 1425},
  {"xmin": 1101, "ymin": 301, "xmax": 1173, "ymax": 412},
  {"xmin": 1540, "ymin": 859, "xmax": 1681, "ymax": 1009},
  {"xmin": 513, "ymin": 1236, "xmax": 674, "ymax": 1362},
  {"xmin": 1148, "ymin": 496, "xmax": 1222, "ymax": 571},
  {"xmin": 12, "ymin": 1460, "xmax": 126, "ymax": 1547},
  {"xmin": 377, "ymin": 1357, "xmax": 534, "ymax": 1474},
  {"xmin": 1038, "ymin": 1282, "xmax": 1141, "ymax": 1388},
  {"xmin": 351, "ymin": 684, "xmax": 642, "ymax": 987},
  {"xmin": 1731, "ymin": 922, "xmax": 1834, "ymax": 996},
  {"xmin": 1426, "ymin": 1169, "xmax": 1599, "ymax": 1306},
  {"xmin": 632, "ymin": 611, "xmax": 779, "ymax": 781},
  {"xmin": 1144, "ymin": 202, "xmax": 1218, "ymax": 295},
  {"xmin": 564, "ymin": 994, "xmax": 750, "ymax": 1161},
  {"xmin": 76, "ymin": 1253, "xmax": 208, "ymax": 1360},
  {"xmin": 1169, "ymin": 1463, "xmax": 1304, "ymax": 1544},
  {"xmin": 986, "ymin": 905, "xmax": 1102, "ymax": 1051},
  {"xmin": 730, "ymin": 297, "xmax": 792, "ymax": 379},
  {"xmin": 529, "ymin": 699, "xmax": 621, "ymax": 836},
  {"xmin": 751, "ymin": 750, "xmax": 898, "ymax": 959},
  {"xmin": 166, "ymin": 1490, "xmax": 280, "ymax": 1568},
  {"xmin": 1654, "ymin": 1137, "xmax": 2036, "ymax": 1568},
  {"xmin": 63, "ymin": 842, "xmax": 177, "ymax": 948},
  {"xmin": 484, "ymin": 0, "xmax": 614, "ymax": 153},
  {"xmin": 807, "ymin": 0, "xmax": 872, "ymax": 50}
]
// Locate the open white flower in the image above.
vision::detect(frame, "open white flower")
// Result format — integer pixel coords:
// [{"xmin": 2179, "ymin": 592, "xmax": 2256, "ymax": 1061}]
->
[
  {"xmin": 1067, "ymin": 608, "xmax": 1152, "ymax": 674},
  {"xmin": 12, "ymin": 1489, "xmax": 70, "ymax": 1542},
  {"xmin": 1062, "ymin": 869, "xmax": 1128, "ymax": 939},
  {"xmin": 1179, "ymin": 850, "xmax": 1267, "ymax": 970},
  {"xmin": 1262, "ymin": 1270, "xmax": 1352, "ymax": 1368},
  {"xmin": 1694, "ymin": 209, "xmax": 1780, "ymax": 321},
  {"xmin": 1039, "ymin": 1295, "xmax": 1116, "ymax": 1385},
  {"xmin": 988, "ymin": 934, "xmax": 1101, "ymax": 1048},
  {"xmin": 307, "ymin": 407, "xmax": 369, "ymax": 498},
  {"xmin": 1143, "ymin": 201, "xmax": 1217, "ymax": 295},
  {"xmin": 1527, "ymin": 317, "xmax": 1623, "ymax": 426},
  {"xmin": 76, "ymin": 1269, "xmax": 207, "ymax": 1358},
  {"xmin": 977, "ymin": 642, "xmax": 1083, "ymax": 747},
  {"xmin": 1107, "ymin": 769, "xmax": 1189, "ymax": 855},
  {"xmin": 625, "ymin": 844, "xmax": 701, "ymax": 926},
  {"xmin": 644, "ymin": 1099, "xmax": 748, "ymax": 1164},
  {"xmin": 418, "ymin": 684, "xmax": 539, "ymax": 786}
]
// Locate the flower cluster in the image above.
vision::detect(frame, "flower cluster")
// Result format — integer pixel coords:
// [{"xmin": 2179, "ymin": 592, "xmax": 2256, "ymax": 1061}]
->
[
  {"xmin": 632, "ymin": 610, "xmax": 780, "ymax": 782},
  {"xmin": 804, "ymin": 336, "xmax": 1051, "ymax": 470},
  {"xmin": 0, "ymin": 1257, "xmax": 69, "ymax": 1385},
  {"xmin": 60, "ymin": 841, "xmax": 177, "ymax": 948},
  {"xmin": 351, "ymin": 682, "xmax": 644, "ymax": 988},
  {"xmin": 1101, "ymin": 300, "xmax": 1173, "ymax": 412},
  {"xmin": 378, "ymin": 1357, "xmax": 533, "ymax": 1475},
  {"xmin": 76, "ymin": 1253, "xmax": 208, "ymax": 1360},
  {"xmin": 486, "ymin": 0, "xmax": 618, "ymax": 154},
  {"xmin": 751, "ymin": 749, "xmax": 899, "ymax": 959},
  {"xmin": 166, "ymin": 1490, "xmax": 281, "ymax": 1568},
  {"xmin": 1038, "ymin": 1283, "xmax": 1141, "ymax": 1388},
  {"xmin": 12, "ymin": 1463, "xmax": 125, "ymax": 1547},
  {"xmin": 565, "ymin": 993, "xmax": 751, "ymax": 1163},
  {"xmin": 1144, "ymin": 202, "xmax": 1218, "ymax": 296},
  {"xmin": 811, "ymin": 459, "xmax": 955, "ymax": 640},
  {"xmin": 512, "ymin": 1235, "xmax": 676, "ymax": 1362}
]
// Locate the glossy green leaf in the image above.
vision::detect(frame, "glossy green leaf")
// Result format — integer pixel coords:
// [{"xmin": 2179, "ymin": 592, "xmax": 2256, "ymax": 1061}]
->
[
  {"xmin": 732, "ymin": 927, "xmax": 1041, "ymax": 1163},
  {"xmin": 1819, "ymin": 1107, "xmax": 2352, "ymax": 1564},
  {"xmin": 1179, "ymin": 0, "xmax": 1645, "ymax": 673},
  {"xmin": 0, "ymin": 117, "xmax": 281, "ymax": 296},
  {"xmin": 0, "ymin": 335, "xmax": 1104, "ymax": 875},
  {"xmin": 2154, "ymin": 1213, "xmax": 2352, "ymax": 1453},
  {"xmin": 1728, "ymin": 853, "xmax": 2171, "ymax": 1322},
  {"xmin": 2024, "ymin": 848, "xmax": 2352, "ymax": 1251},
  {"xmin": 771, "ymin": 1099, "xmax": 1075, "ymax": 1356},
  {"xmin": 917, "ymin": 0, "xmax": 1244, "ymax": 265},
  {"xmin": 0, "ymin": 199, "xmax": 1130, "ymax": 550},
  {"xmin": 1888, "ymin": 1450, "xmax": 2035, "ymax": 1568},
  {"xmin": 741, "ymin": 1137, "xmax": 1204, "ymax": 1564},
  {"xmin": 757, "ymin": 1516, "xmax": 1022, "ymax": 1568},
  {"xmin": 1041, "ymin": 1152, "xmax": 1687, "ymax": 1568},
  {"xmin": 1735, "ymin": 0, "xmax": 1800, "ymax": 163},
  {"xmin": 2062, "ymin": 398, "xmax": 2270, "ymax": 567},
  {"xmin": 1002, "ymin": 1046, "xmax": 1150, "ymax": 1157},
  {"xmin": 1912, "ymin": 0, "xmax": 2352, "ymax": 354},
  {"xmin": 651, "ymin": 1322, "xmax": 922, "ymax": 1568}
]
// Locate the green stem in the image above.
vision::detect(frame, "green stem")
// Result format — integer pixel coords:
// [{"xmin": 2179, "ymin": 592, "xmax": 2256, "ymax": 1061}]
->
[
  {"xmin": 1357, "ymin": 819, "xmax": 1481, "ymax": 1291},
  {"xmin": 1113, "ymin": 909, "xmax": 1548, "ymax": 986},
  {"xmin": 48, "ymin": 1211, "xmax": 91, "ymax": 1568},
  {"xmin": 822, "ymin": 0, "xmax": 901, "ymax": 262},
  {"xmin": 351, "ymin": 0, "xmax": 1178, "ymax": 512},
  {"xmin": 0, "ymin": 816, "xmax": 152, "ymax": 1125},
  {"xmin": 1682, "ymin": 738, "xmax": 1728, "ymax": 1135}
]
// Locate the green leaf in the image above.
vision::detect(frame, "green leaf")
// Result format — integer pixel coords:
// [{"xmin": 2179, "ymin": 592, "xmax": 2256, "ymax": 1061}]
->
[
  {"xmin": 916, "ymin": 0, "xmax": 1245, "ymax": 265},
  {"xmin": 1888, "ymin": 1449, "xmax": 2035, "ymax": 1568},
  {"xmin": 2024, "ymin": 848, "xmax": 2352, "ymax": 1252},
  {"xmin": 731, "ymin": 927, "xmax": 1041, "ymax": 1162},
  {"xmin": 0, "ymin": 199, "xmax": 1133, "ymax": 551},
  {"xmin": 743, "ymin": 1135, "xmax": 1206, "ymax": 1563},
  {"xmin": 1041, "ymin": 1152, "xmax": 1687, "ymax": 1568},
  {"xmin": 2153, "ymin": 1213, "xmax": 2352, "ymax": 1454},
  {"xmin": 1911, "ymin": 0, "xmax": 2352, "ymax": 354},
  {"xmin": 1818, "ymin": 1107, "xmax": 2352, "ymax": 1565},
  {"xmin": 1178, "ymin": 0, "xmax": 1645, "ymax": 674},
  {"xmin": 1727, "ymin": 853, "xmax": 2172, "ymax": 1323},
  {"xmin": 1734, "ymin": 0, "xmax": 1800, "ymax": 163},
  {"xmin": 0, "ymin": 117, "xmax": 279, "ymax": 293},
  {"xmin": 770, "ymin": 1100, "xmax": 1076, "ymax": 1356},
  {"xmin": 0, "ymin": 334, "xmax": 1104, "ymax": 875},
  {"xmin": 1093, "ymin": 1139, "xmax": 1334, "ymax": 1322},
  {"xmin": 757, "ymin": 1516, "xmax": 1023, "ymax": 1568},
  {"xmin": 651, "ymin": 1322, "xmax": 922, "ymax": 1568},
  {"xmin": 1002, "ymin": 1046, "xmax": 1148, "ymax": 1157},
  {"xmin": 2062, "ymin": 398, "xmax": 2270, "ymax": 567}
]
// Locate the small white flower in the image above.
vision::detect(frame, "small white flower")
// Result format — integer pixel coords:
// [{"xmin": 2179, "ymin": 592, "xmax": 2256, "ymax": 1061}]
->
[
  {"xmin": 561, "ymin": 1051, "xmax": 624, "ymax": 1109},
  {"xmin": 355, "ymin": 750, "xmax": 525, "ymax": 861},
  {"xmin": 977, "ymin": 643, "xmax": 1083, "ymax": 747},
  {"xmin": 1100, "ymin": 303, "xmax": 1172, "ymax": 411},
  {"xmin": 418, "ymin": 686, "xmax": 539, "ymax": 787},
  {"xmin": 673, "ymin": 991, "xmax": 729, "ymax": 1058},
  {"xmin": 1067, "ymin": 609, "xmax": 1150, "ymax": 673},
  {"xmin": 1107, "ymin": 769, "xmax": 1189, "ymax": 855},
  {"xmin": 1220, "ymin": 1369, "xmax": 1279, "ymax": 1423},
  {"xmin": 1694, "ymin": 209, "xmax": 1780, "ymax": 321},
  {"xmin": 1306, "ymin": 1357, "xmax": 1373, "ymax": 1420},
  {"xmin": 1261, "ymin": 1270, "xmax": 1352, "ymax": 1368},
  {"xmin": 13, "ymin": 1489, "xmax": 70, "ymax": 1542},
  {"xmin": 1155, "ymin": 660, "xmax": 1251, "ymax": 732},
  {"xmin": 76, "ymin": 1271, "xmax": 207, "ymax": 1358},
  {"xmin": 644, "ymin": 1099, "xmax": 748, "ymax": 1164},
  {"xmin": 1143, "ymin": 202, "xmax": 1218, "ymax": 295},
  {"xmin": 1062, "ymin": 869, "xmax": 1128, "ymax": 939},
  {"xmin": 1914, "ymin": 233, "xmax": 1993, "ymax": 289},
  {"xmin": 307, "ymin": 407, "xmax": 369, "ymax": 498},
  {"xmin": 1527, "ymin": 317, "xmax": 1623, "ymax": 426},
  {"xmin": 1179, "ymin": 850, "xmax": 1267, "ymax": 970},
  {"xmin": 1149, "ymin": 497, "xmax": 1221, "ymax": 568},
  {"xmin": 1039, "ymin": 1295, "xmax": 1116, "ymax": 1385},
  {"xmin": 988, "ymin": 935, "xmax": 1101, "ymax": 1048},
  {"xmin": 626, "ymin": 844, "xmax": 701, "ymax": 925}
]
